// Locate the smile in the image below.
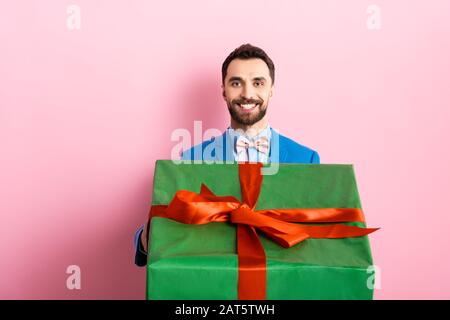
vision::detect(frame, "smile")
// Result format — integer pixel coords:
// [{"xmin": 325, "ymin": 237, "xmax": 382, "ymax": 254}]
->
[{"xmin": 237, "ymin": 103, "xmax": 258, "ymax": 110}]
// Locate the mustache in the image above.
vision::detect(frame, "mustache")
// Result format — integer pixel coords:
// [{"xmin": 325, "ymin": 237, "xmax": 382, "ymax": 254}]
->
[{"xmin": 232, "ymin": 98, "xmax": 263, "ymax": 105}]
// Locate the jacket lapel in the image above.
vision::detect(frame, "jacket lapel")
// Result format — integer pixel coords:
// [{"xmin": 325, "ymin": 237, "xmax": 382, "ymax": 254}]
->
[
  {"xmin": 213, "ymin": 131, "xmax": 233, "ymax": 162},
  {"xmin": 269, "ymin": 128, "xmax": 287, "ymax": 163}
]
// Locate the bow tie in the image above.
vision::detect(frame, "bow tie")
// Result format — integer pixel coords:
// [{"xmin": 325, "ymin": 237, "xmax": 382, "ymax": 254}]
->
[{"xmin": 235, "ymin": 135, "xmax": 270, "ymax": 155}]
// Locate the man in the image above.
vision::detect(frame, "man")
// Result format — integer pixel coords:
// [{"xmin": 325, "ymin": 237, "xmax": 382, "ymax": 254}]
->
[{"xmin": 134, "ymin": 43, "xmax": 320, "ymax": 266}]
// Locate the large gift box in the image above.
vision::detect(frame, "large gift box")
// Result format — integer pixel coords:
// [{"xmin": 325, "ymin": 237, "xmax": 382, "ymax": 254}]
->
[{"xmin": 146, "ymin": 160, "xmax": 378, "ymax": 300}]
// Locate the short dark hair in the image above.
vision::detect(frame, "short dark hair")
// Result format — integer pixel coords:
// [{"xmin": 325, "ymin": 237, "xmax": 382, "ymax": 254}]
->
[{"xmin": 222, "ymin": 43, "xmax": 275, "ymax": 85}]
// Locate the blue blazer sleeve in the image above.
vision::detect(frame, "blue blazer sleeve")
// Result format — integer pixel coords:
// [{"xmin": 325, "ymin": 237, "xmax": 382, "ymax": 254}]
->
[
  {"xmin": 180, "ymin": 148, "xmax": 192, "ymax": 161},
  {"xmin": 134, "ymin": 226, "xmax": 148, "ymax": 267},
  {"xmin": 310, "ymin": 151, "xmax": 320, "ymax": 164}
]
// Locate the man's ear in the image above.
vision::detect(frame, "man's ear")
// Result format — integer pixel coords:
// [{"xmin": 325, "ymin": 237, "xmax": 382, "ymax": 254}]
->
[
  {"xmin": 221, "ymin": 85, "xmax": 227, "ymax": 101},
  {"xmin": 269, "ymin": 85, "xmax": 274, "ymax": 97}
]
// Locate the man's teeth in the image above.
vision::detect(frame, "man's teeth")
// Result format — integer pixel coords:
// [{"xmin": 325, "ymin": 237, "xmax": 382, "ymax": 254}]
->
[{"xmin": 239, "ymin": 104, "xmax": 256, "ymax": 109}]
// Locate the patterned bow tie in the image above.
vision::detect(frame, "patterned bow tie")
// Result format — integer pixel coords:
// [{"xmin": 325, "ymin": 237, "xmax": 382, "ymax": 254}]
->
[{"xmin": 235, "ymin": 135, "xmax": 270, "ymax": 155}]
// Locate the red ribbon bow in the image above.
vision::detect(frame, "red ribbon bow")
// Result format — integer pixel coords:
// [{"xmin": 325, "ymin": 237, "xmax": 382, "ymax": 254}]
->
[{"xmin": 149, "ymin": 163, "xmax": 378, "ymax": 299}]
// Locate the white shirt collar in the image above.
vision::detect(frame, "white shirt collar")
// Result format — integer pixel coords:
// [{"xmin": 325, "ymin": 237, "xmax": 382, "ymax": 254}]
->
[{"xmin": 226, "ymin": 124, "xmax": 272, "ymax": 141}]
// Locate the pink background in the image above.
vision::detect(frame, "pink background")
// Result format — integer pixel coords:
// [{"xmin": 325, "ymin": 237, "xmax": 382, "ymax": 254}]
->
[{"xmin": 1, "ymin": 0, "xmax": 449, "ymax": 299}]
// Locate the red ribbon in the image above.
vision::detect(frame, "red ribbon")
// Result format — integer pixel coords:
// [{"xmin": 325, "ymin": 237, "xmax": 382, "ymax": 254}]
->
[{"xmin": 149, "ymin": 163, "xmax": 379, "ymax": 300}]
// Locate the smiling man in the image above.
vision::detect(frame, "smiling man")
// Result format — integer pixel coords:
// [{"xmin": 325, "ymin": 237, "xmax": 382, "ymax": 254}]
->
[{"xmin": 134, "ymin": 43, "xmax": 320, "ymax": 266}]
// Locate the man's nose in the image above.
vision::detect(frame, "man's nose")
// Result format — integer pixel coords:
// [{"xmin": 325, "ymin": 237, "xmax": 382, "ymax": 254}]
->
[{"xmin": 241, "ymin": 83, "xmax": 256, "ymax": 100}]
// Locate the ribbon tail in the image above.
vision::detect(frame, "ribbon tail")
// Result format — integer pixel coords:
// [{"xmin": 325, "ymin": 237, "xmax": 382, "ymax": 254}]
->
[
  {"xmin": 259, "ymin": 224, "xmax": 379, "ymax": 248},
  {"xmin": 237, "ymin": 225, "xmax": 266, "ymax": 300},
  {"xmin": 304, "ymin": 225, "xmax": 380, "ymax": 239}
]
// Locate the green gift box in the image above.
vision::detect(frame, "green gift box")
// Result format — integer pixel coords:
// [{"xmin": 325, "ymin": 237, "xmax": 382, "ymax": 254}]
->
[{"xmin": 146, "ymin": 160, "xmax": 376, "ymax": 300}]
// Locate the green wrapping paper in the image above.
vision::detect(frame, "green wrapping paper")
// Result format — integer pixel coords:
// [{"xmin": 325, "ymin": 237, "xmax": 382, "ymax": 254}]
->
[{"xmin": 146, "ymin": 160, "xmax": 375, "ymax": 300}]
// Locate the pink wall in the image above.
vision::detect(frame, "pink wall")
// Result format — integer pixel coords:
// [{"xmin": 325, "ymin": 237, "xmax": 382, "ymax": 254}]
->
[{"xmin": 1, "ymin": 0, "xmax": 449, "ymax": 299}]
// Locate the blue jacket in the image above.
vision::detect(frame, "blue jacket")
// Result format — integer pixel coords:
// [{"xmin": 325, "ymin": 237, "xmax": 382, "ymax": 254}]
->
[
  {"xmin": 134, "ymin": 128, "xmax": 320, "ymax": 266},
  {"xmin": 180, "ymin": 127, "xmax": 319, "ymax": 163}
]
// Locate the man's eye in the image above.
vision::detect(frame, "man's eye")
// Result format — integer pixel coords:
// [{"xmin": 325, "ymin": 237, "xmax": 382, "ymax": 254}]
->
[
  {"xmin": 254, "ymin": 82, "xmax": 263, "ymax": 87},
  {"xmin": 231, "ymin": 82, "xmax": 240, "ymax": 87}
]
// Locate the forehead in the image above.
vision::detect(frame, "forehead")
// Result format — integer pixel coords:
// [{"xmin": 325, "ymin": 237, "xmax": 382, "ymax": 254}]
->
[{"xmin": 226, "ymin": 58, "xmax": 270, "ymax": 80}]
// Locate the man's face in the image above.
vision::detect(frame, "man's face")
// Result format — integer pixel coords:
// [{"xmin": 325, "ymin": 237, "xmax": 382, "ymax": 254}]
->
[{"xmin": 222, "ymin": 58, "xmax": 273, "ymax": 126}]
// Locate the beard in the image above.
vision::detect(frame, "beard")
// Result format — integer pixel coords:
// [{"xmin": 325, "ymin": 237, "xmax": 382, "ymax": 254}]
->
[{"xmin": 226, "ymin": 97, "xmax": 268, "ymax": 126}]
